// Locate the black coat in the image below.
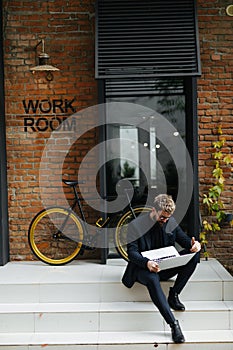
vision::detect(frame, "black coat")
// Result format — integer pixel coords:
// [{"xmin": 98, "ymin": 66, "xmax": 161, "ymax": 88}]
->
[{"xmin": 122, "ymin": 212, "xmax": 192, "ymax": 288}]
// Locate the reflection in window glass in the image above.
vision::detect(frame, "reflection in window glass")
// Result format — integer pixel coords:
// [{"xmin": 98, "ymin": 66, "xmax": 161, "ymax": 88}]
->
[
  {"xmin": 120, "ymin": 127, "xmax": 139, "ymax": 183},
  {"xmin": 150, "ymin": 126, "xmax": 156, "ymax": 186}
]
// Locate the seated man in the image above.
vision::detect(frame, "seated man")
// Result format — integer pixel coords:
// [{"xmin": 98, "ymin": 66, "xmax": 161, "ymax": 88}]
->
[{"xmin": 122, "ymin": 194, "xmax": 201, "ymax": 343}]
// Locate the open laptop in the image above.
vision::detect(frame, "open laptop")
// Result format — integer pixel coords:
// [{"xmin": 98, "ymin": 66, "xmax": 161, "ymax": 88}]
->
[{"xmin": 142, "ymin": 246, "xmax": 196, "ymax": 271}]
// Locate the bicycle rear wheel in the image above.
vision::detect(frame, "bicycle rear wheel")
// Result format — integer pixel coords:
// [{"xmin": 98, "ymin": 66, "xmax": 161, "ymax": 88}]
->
[
  {"xmin": 28, "ymin": 206, "xmax": 84, "ymax": 265},
  {"xmin": 114, "ymin": 206, "xmax": 151, "ymax": 261}
]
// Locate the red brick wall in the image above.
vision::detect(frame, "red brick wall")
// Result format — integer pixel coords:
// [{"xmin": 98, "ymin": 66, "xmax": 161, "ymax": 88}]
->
[
  {"xmin": 3, "ymin": 0, "xmax": 98, "ymax": 261},
  {"xmin": 3, "ymin": 0, "xmax": 233, "ymax": 269},
  {"xmin": 198, "ymin": 0, "xmax": 233, "ymax": 270}
]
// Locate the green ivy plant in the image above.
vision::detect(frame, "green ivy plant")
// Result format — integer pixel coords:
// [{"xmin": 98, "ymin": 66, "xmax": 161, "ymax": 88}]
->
[{"xmin": 200, "ymin": 125, "xmax": 233, "ymax": 259}]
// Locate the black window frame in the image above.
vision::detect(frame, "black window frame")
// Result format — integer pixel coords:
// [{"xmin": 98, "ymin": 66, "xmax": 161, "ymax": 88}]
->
[
  {"xmin": 98, "ymin": 77, "xmax": 199, "ymax": 263},
  {"xmin": 0, "ymin": 0, "xmax": 10, "ymax": 266}
]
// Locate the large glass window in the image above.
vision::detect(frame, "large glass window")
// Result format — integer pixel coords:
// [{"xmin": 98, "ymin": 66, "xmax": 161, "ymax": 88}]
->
[{"xmin": 105, "ymin": 89, "xmax": 186, "ymax": 206}]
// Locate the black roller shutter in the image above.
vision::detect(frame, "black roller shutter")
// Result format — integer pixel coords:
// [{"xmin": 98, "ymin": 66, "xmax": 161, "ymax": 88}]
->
[
  {"xmin": 96, "ymin": 0, "xmax": 201, "ymax": 78},
  {"xmin": 105, "ymin": 78, "xmax": 184, "ymax": 97}
]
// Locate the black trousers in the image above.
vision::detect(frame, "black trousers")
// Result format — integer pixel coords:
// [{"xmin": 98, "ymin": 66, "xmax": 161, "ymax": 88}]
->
[{"xmin": 136, "ymin": 251, "xmax": 200, "ymax": 325}]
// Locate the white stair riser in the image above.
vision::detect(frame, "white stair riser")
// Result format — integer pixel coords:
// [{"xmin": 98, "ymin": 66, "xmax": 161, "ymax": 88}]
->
[
  {"xmin": 0, "ymin": 280, "xmax": 232, "ymax": 304},
  {"xmin": 0, "ymin": 309, "xmax": 231, "ymax": 333}
]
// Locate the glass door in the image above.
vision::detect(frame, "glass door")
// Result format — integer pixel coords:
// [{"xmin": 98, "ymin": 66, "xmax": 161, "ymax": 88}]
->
[
  {"xmin": 99, "ymin": 77, "xmax": 199, "ymax": 262},
  {"xmin": 105, "ymin": 92, "xmax": 186, "ymax": 206}
]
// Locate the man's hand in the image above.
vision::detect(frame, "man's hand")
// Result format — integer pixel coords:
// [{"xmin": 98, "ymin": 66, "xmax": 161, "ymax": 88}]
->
[
  {"xmin": 190, "ymin": 236, "xmax": 201, "ymax": 253},
  {"xmin": 147, "ymin": 260, "xmax": 160, "ymax": 273}
]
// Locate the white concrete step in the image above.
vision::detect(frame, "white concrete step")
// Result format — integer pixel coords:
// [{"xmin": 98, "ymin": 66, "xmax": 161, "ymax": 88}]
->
[
  {"xmin": 0, "ymin": 259, "xmax": 232, "ymax": 348},
  {"xmin": 0, "ymin": 258, "xmax": 232, "ymax": 303},
  {"xmin": 0, "ymin": 330, "xmax": 232, "ymax": 349},
  {"xmin": 0, "ymin": 301, "xmax": 232, "ymax": 333}
]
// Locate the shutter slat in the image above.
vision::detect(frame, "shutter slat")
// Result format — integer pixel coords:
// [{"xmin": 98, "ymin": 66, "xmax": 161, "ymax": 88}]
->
[
  {"xmin": 96, "ymin": 0, "xmax": 201, "ymax": 78},
  {"xmin": 105, "ymin": 78, "xmax": 184, "ymax": 96}
]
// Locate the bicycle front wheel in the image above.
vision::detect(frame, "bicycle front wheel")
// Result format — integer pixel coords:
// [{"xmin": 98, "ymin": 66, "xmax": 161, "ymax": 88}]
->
[
  {"xmin": 28, "ymin": 206, "xmax": 84, "ymax": 265},
  {"xmin": 114, "ymin": 206, "xmax": 152, "ymax": 261}
]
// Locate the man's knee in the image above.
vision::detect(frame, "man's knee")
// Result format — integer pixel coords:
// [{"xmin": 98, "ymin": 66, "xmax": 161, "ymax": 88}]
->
[{"xmin": 146, "ymin": 273, "xmax": 161, "ymax": 290}]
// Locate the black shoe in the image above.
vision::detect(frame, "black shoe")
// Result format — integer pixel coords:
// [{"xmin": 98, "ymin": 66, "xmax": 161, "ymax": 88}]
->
[
  {"xmin": 168, "ymin": 289, "xmax": 185, "ymax": 311},
  {"xmin": 170, "ymin": 320, "xmax": 185, "ymax": 343}
]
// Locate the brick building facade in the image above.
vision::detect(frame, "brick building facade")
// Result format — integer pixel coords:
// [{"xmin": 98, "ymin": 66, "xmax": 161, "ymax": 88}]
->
[
  {"xmin": 1, "ymin": 0, "xmax": 233, "ymax": 270},
  {"xmin": 198, "ymin": 0, "xmax": 233, "ymax": 272}
]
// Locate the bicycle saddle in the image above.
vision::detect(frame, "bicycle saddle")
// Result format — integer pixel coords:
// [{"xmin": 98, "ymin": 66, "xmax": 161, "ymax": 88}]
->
[{"xmin": 62, "ymin": 179, "xmax": 85, "ymax": 187}]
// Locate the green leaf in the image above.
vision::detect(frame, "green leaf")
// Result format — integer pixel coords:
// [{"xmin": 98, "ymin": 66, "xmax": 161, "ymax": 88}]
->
[
  {"xmin": 216, "ymin": 210, "xmax": 225, "ymax": 222},
  {"xmin": 217, "ymin": 176, "xmax": 225, "ymax": 185},
  {"xmin": 211, "ymin": 185, "xmax": 222, "ymax": 196},
  {"xmin": 200, "ymin": 231, "xmax": 208, "ymax": 245},
  {"xmin": 223, "ymin": 155, "xmax": 233, "ymax": 165},
  {"xmin": 203, "ymin": 196, "xmax": 213, "ymax": 205},
  {"xmin": 211, "ymin": 202, "xmax": 220, "ymax": 211},
  {"xmin": 213, "ymin": 151, "xmax": 222, "ymax": 160},
  {"xmin": 213, "ymin": 140, "xmax": 225, "ymax": 148},
  {"xmin": 213, "ymin": 168, "xmax": 223, "ymax": 178},
  {"xmin": 200, "ymin": 232, "xmax": 205, "ymax": 239},
  {"xmin": 217, "ymin": 126, "xmax": 223, "ymax": 135},
  {"xmin": 212, "ymin": 223, "xmax": 220, "ymax": 231},
  {"xmin": 203, "ymin": 221, "xmax": 212, "ymax": 231}
]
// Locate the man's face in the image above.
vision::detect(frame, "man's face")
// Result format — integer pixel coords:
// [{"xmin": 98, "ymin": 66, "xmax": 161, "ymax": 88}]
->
[{"xmin": 151, "ymin": 208, "xmax": 171, "ymax": 226}]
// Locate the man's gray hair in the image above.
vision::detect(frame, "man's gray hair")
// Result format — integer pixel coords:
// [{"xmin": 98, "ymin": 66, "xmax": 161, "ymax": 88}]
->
[{"xmin": 153, "ymin": 194, "xmax": 176, "ymax": 214}]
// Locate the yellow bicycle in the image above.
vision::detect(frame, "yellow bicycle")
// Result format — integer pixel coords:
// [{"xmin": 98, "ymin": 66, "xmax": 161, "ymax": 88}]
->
[{"xmin": 28, "ymin": 179, "xmax": 151, "ymax": 265}]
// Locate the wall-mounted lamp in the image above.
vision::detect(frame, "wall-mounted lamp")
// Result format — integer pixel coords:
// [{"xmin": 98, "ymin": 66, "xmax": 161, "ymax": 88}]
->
[
  {"xmin": 30, "ymin": 39, "xmax": 60, "ymax": 81},
  {"xmin": 226, "ymin": 5, "xmax": 233, "ymax": 16}
]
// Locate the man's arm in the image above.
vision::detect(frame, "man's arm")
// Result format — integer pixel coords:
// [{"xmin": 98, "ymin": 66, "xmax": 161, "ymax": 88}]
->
[
  {"xmin": 128, "ymin": 236, "xmax": 160, "ymax": 272},
  {"xmin": 175, "ymin": 223, "xmax": 201, "ymax": 252},
  {"xmin": 127, "ymin": 220, "xmax": 150, "ymax": 269},
  {"xmin": 127, "ymin": 240, "xmax": 148, "ymax": 270}
]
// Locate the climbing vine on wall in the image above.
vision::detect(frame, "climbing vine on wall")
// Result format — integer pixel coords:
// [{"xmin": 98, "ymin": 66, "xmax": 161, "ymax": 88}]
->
[{"xmin": 200, "ymin": 125, "xmax": 233, "ymax": 259}]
